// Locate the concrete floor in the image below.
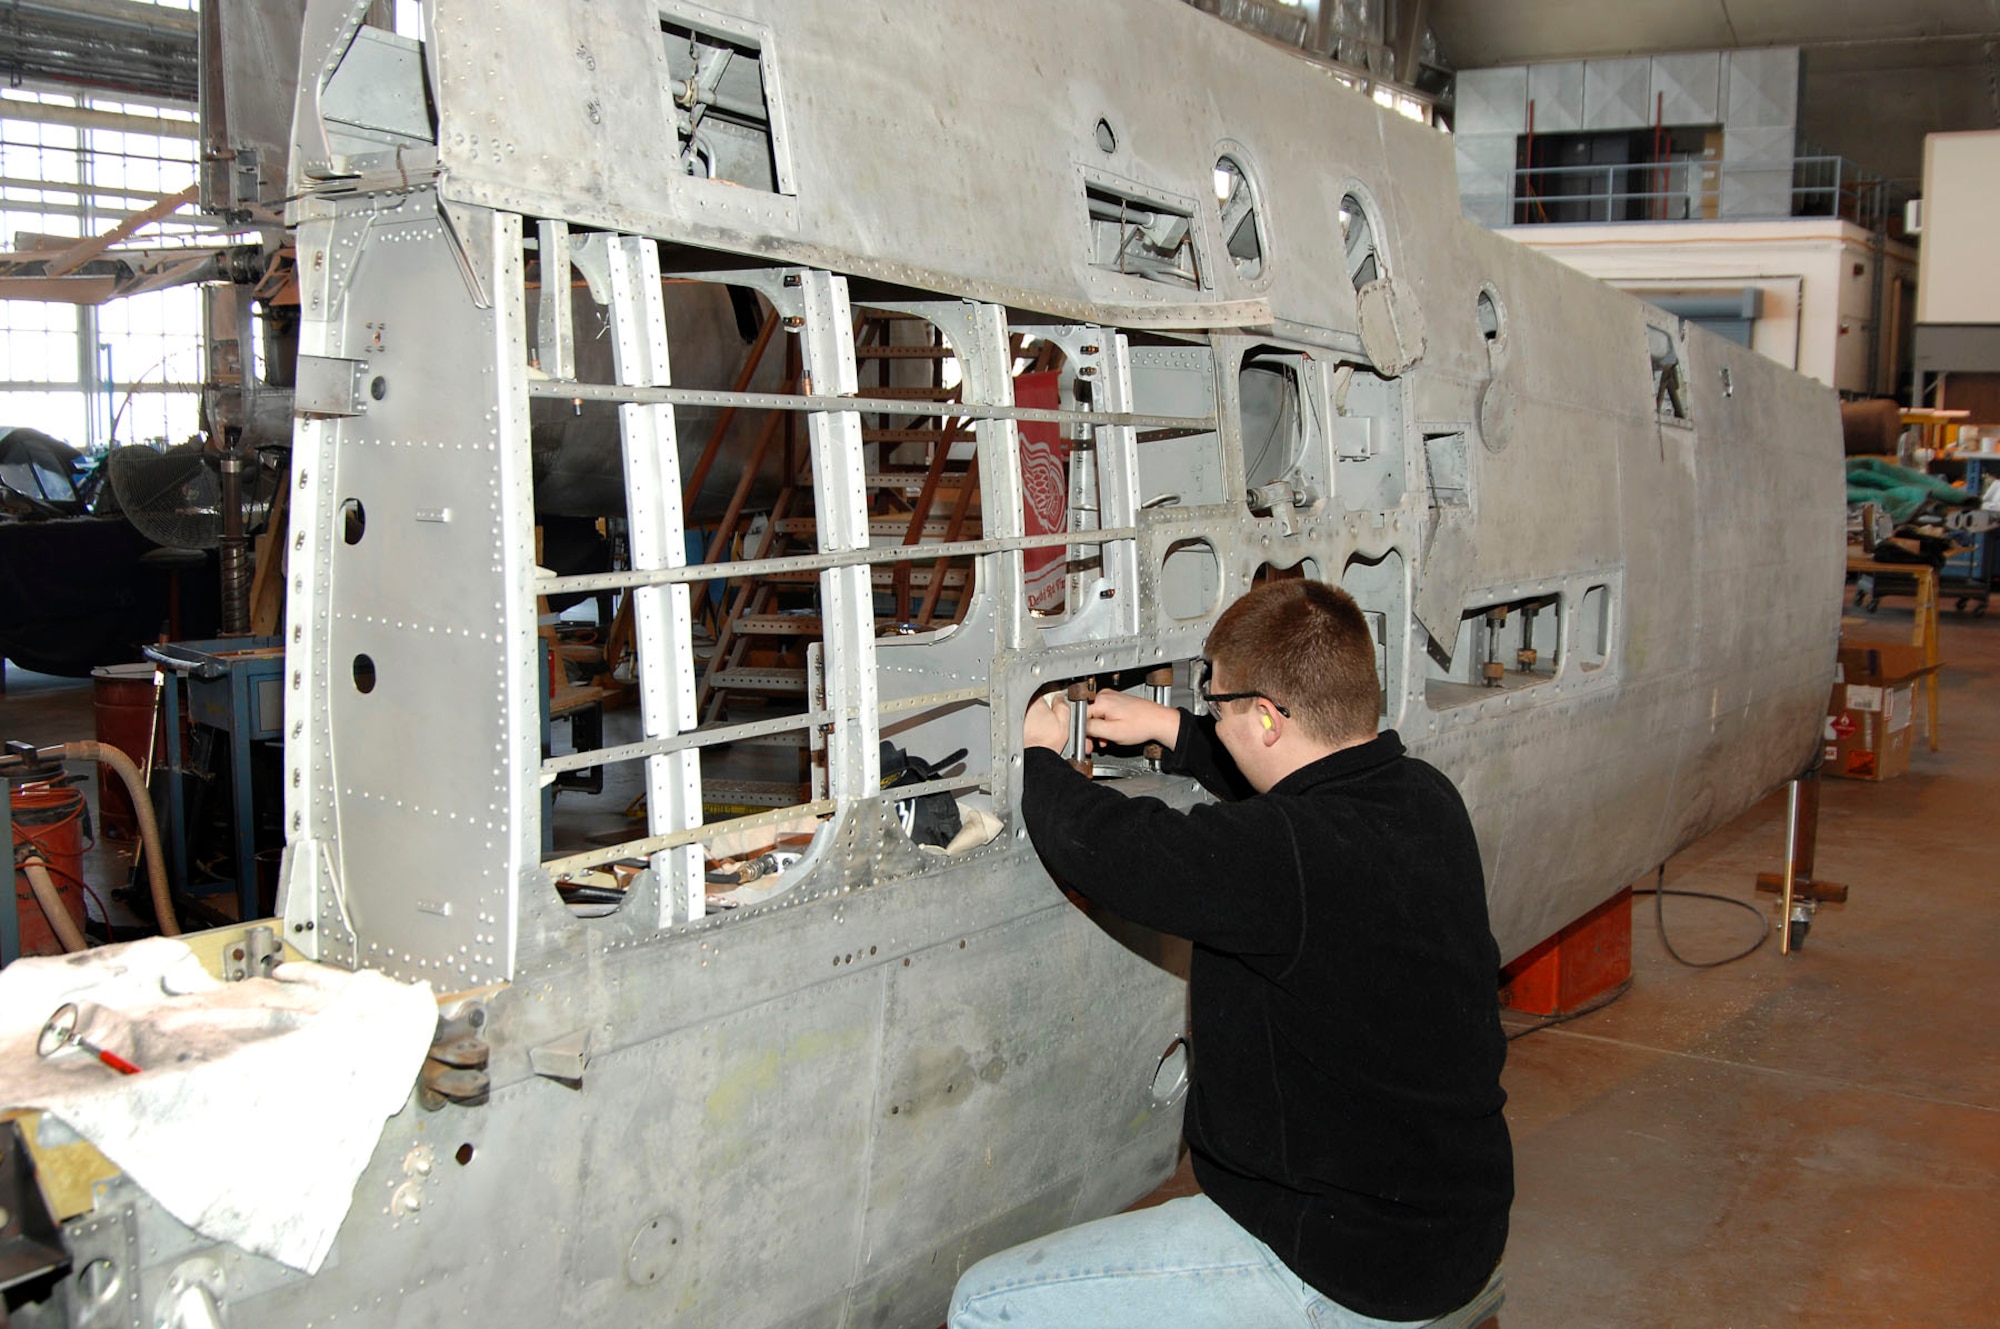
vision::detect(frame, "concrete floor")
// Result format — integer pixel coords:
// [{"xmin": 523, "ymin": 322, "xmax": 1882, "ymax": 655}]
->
[
  {"xmin": 5, "ymin": 599, "xmax": 1998, "ymax": 1326},
  {"xmin": 1496, "ymin": 600, "xmax": 2000, "ymax": 1327}
]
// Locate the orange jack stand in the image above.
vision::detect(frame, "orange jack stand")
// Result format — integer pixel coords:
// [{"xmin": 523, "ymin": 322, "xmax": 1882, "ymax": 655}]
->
[{"xmin": 1500, "ymin": 887, "xmax": 1633, "ymax": 1017}]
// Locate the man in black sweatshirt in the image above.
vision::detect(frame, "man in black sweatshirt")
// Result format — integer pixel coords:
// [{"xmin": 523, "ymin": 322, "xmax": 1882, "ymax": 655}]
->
[{"xmin": 949, "ymin": 579, "xmax": 1511, "ymax": 1328}]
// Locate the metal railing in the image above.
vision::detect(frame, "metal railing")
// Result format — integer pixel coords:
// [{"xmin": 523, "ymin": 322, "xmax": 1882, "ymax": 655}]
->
[{"xmin": 1506, "ymin": 154, "xmax": 1910, "ymax": 233}]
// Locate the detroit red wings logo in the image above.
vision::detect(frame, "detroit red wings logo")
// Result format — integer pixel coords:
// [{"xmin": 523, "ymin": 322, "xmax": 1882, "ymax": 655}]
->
[
  {"xmin": 1020, "ymin": 440, "xmax": 1067, "ymax": 538},
  {"xmin": 1014, "ymin": 371, "xmax": 1069, "ymax": 613}
]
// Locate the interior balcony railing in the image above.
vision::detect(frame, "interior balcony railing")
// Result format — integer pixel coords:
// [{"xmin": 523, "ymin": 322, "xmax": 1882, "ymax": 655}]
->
[{"xmin": 1507, "ymin": 154, "xmax": 1911, "ymax": 235}]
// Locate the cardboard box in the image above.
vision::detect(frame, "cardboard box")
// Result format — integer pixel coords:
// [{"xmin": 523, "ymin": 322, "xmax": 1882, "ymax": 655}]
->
[{"xmin": 1825, "ymin": 641, "xmax": 1936, "ymax": 781}]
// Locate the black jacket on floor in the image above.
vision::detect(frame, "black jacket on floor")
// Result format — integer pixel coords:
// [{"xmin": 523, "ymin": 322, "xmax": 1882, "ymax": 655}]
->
[{"xmin": 1021, "ymin": 719, "xmax": 1512, "ymax": 1321}]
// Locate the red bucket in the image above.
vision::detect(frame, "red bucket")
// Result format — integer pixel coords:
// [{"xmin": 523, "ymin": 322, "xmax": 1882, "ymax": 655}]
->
[
  {"xmin": 91, "ymin": 662, "xmax": 158, "ymax": 841},
  {"xmin": 11, "ymin": 781, "xmax": 88, "ymax": 956}
]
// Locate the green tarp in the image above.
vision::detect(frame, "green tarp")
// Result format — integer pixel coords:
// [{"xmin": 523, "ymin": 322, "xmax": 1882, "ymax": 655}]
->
[{"xmin": 1846, "ymin": 457, "xmax": 1975, "ymax": 525}]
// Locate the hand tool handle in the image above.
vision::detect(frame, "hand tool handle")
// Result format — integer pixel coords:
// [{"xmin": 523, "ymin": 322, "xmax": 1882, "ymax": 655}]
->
[{"xmin": 94, "ymin": 1048, "xmax": 142, "ymax": 1076}]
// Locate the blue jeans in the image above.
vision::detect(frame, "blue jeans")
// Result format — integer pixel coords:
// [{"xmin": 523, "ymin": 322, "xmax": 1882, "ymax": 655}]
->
[{"xmin": 947, "ymin": 1194, "xmax": 1432, "ymax": 1328}]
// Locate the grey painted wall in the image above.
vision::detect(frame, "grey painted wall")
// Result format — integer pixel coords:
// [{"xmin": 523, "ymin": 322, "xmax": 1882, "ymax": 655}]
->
[{"xmin": 1454, "ymin": 49, "xmax": 1800, "ymax": 224}]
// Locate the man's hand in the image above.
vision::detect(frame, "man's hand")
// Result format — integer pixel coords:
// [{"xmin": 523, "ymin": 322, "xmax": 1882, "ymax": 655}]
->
[
  {"xmin": 1023, "ymin": 693, "xmax": 1071, "ymax": 752},
  {"xmin": 1086, "ymin": 688, "xmax": 1181, "ymax": 751}
]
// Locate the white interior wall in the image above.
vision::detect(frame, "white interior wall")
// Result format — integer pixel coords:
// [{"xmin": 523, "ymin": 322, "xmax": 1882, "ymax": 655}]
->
[
  {"xmin": 1916, "ymin": 130, "xmax": 2000, "ymax": 327},
  {"xmin": 1500, "ymin": 218, "xmax": 1915, "ymax": 392}
]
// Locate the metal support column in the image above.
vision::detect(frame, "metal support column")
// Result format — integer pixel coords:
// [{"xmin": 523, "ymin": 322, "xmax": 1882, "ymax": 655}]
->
[
  {"xmin": 578, "ymin": 233, "xmax": 704, "ymax": 924},
  {"xmin": 795, "ymin": 271, "xmax": 880, "ymax": 801}
]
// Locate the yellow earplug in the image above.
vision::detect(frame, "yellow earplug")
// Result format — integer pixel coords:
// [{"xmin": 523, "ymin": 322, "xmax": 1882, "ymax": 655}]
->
[{"xmin": 1261, "ymin": 713, "xmax": 1273, "ymax": 730}]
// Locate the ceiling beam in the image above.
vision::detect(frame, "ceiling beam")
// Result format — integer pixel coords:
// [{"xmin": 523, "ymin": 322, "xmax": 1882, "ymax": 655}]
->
[
  {"xmin": 7, "ymin": 0, "xmax": 197, "ymax": 40},
  {"xmin": 0, "ymin": 96, "xmax": 200, "ymax": 139},
  {"xmin": 0, "ymin": 275, "xmax": 118, "ymax": 303},
  {"xmin": 44, "ymin": 184, "xmax": 199, "ymax": 277},
  {"xmin": 1395, "ymin": 0, "xmax": 1432, "ymax": 83}
]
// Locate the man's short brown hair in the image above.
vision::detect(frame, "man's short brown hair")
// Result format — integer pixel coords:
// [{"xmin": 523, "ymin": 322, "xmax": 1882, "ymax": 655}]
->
[{"xmin": 1204, "ymin": 579, "xmax": 1380, "ymax": 744}]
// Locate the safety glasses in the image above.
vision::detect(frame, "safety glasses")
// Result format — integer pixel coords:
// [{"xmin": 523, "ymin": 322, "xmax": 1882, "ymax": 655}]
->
[{"xmin": 1196, "ymin": 658, "xmax": 1291, "ymax": 717}]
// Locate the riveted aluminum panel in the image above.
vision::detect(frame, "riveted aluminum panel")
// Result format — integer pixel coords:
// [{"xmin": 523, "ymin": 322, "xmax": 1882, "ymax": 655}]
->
[
  {"xmin": 859, "ymin": 903, "xmax": 1187, "ymax": 1296},
  {"xmin": 282, "ymin": 199, "xmax": 547, "ymax": 986},
  {"xmin": 340, "ymin": 0, "xmax": 1401, "ymax": 339}
]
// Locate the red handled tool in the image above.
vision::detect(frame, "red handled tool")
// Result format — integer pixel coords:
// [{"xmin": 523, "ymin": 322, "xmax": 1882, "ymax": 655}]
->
[{"xmin": 37, "ymin": 1002, "xmax": 141, "ymax": 1075}]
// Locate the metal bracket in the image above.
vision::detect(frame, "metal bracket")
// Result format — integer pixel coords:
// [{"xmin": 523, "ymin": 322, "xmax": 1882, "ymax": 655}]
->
[
  {"xmin": 218, "ymin": 924, "xmax": 282, "ymax": 982},
  {"xmin": 534, "ymin": 219, "xmax": 576, "ymax": 378},
  {"xmin": 436, "ymin": 197, "xmax": 494, "ymax": 311},
  {"xmin": 277, "ymin": 838, "xmax": 357, "ymax": 967},
  {"xmin": 0, "ymin": 1119, "xmax": 70, "ymax": 1296},
  {"xmin": 293, "ymin": 353, "xmax": 370, "ymax": 417},
  {"xmin": 529, "ymin": 1029, "xmax": 592, "ymax": 1086}
]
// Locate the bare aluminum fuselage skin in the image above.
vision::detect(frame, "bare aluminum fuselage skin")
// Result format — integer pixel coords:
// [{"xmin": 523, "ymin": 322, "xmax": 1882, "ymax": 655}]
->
[{"xmin": 37, "ymin": 3, "xmax": 1842, "ymax": 1327}]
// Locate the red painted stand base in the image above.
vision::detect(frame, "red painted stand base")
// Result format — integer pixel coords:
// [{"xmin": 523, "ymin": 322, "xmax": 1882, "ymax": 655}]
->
[{"xmin": 1500, "ymin": 887, "xmax": 1633, "ymax": 1017}]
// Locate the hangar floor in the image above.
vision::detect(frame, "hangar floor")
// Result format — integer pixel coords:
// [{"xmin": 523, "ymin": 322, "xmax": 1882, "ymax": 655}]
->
[
  {"xmin": 1492, "ymin": 599, "xmax": 2000, "ymax": 1326},
  {"xmin": 3, "ymin": 599, "xmax": 1995, "ymax": 1327}
]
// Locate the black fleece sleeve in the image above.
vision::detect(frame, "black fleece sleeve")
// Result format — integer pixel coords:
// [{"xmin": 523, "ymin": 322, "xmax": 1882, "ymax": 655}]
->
[
  {"xmin": 1020, "ymin": 746, "xmax": 1303, "ymax": 956},
  {"xmin": 1159, "ymin": 709, "xmax": 1256, "ymax": 803}
]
